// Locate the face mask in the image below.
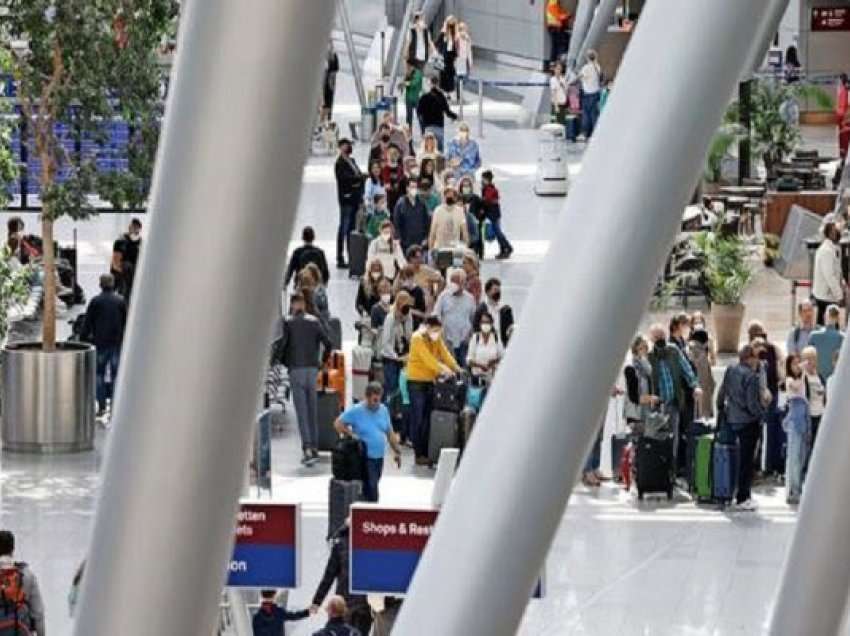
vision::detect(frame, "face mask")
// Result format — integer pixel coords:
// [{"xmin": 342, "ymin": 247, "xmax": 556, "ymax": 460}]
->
[
  {"xmin": 445, "ymin": 196, "xmax": 457, "ymax": 206},
  {"xmin": 129, "ymin": 232, "xmax": 140, "ymax": 241},
  {"xmin": 447, "ymin": 283, "xmax": 459, "ymax": 295},
  {"xmin": 381, "ymin": 134, "xmax": 391, "ymax": 143},
  {"xmin": 381, "ymin": 293, "xmax": 392, "ymax": 305},
  {"xmin": 370, "ymin": 272, "xmax": 382, "ymax": 281},
  {"xmin": 342, "ymin": 146, "xmax": 352, "ymax": 155},
  {"xmin": 381, "ymin": 231, "xmax": 392, "ymax": 241},
  {"xmin": 401, "ymin": 305, "xmax": 411, "ymax": 315},
  {"xmin": 461, "ymin": 187, "xmax": 472, "ymax": 195},
  {"xmin": 654, "ymin": 338, "xmax": 666, "ymax": 349},
  {"xmin": 490, "ymin": 291, "xmax": 501, "ymax": 303},
  {"xmin": 429, "ymin": 331, "xmax": 441, "ymax": 342},
  {"xmin": 408, "ymin": 189, "xmax": 418, "ymax": 198},
  {"xmin": 481, "ymin": 323, "xmax": 492, "ymax": 334}
]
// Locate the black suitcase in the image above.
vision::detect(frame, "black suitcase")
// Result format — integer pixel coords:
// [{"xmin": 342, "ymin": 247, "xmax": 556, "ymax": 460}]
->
[
  {"xmin": 428, "ymin": 409, "xmax": 460, "ymax": 465},
  {"xmin": 349, "ymin": 231, "xmax": 369, "ymax": 279},
  {"xmin": 635, "ymin": 435, "xmax": 674, "ymax": 500},
  {"xmin": 327, "ymin": 478, "xmax": 362, "ymax": 539},
  {"xmin": 317, "ymin": 389, "xmax": 341, "ymax": 451},
  {"xmin": 432, "ymin": 376, "xmax": 467, "ymax": 413},
  {"xmin": 610, "ymin": 433, "xmax": 629, "ymax": 483}
]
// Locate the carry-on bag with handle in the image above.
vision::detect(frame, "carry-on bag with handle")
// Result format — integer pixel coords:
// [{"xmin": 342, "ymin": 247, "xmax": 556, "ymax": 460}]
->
[
  {"xmin": 712, "ymin": 440, "xmax": 740, "ymax": 505},
  {"xmin": 348, "ymin": 231, "xmax": 369, "ymax": 279},
  {"xmin": 351, "ymin": 345, "xmax": 373, "ymax": 403},
  {"xmin": 332, "ymin": 437, "xmax": 365, "ymax": 481},
  {"xmin": 327, "ymin": 478, "xmax": 362, "ymax": 539},
  {"xmin": 317, "ymin": 389, "xmax": 341, "ymax": 451},
  {"xmin": 694, "ymin": 434, "xmax": 714, "ymax": 502},
  {"xmin": 635, "ymin": 434, "xmax": 674, "ymax": 500},
  {"xmin": 433, "ymin": 376, "xmax": 467, "ymax": 413},
  {"xmin": 317, "ymin": 351, "xmax": 346, "ymax": 409},
  {"xmin": 428, "ymin": 409, "xmax": 460, "ymax": 465}
]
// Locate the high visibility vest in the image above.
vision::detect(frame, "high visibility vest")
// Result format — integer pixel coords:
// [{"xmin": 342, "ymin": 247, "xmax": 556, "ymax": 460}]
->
[{"xmin": 546, "ymin": 0, "xmax": 569, "ymax": 29}]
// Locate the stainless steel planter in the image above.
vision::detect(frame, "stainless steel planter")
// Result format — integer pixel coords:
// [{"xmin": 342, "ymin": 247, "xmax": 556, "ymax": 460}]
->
[{"xmin": 2, "ymin": 342, "xmax": 96, "ymax": 453}]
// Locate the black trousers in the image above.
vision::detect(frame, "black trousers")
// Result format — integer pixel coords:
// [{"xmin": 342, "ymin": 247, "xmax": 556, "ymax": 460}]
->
[{"xmin": 735, "ymin": 423, "xmax": 760, "ymax": 504}]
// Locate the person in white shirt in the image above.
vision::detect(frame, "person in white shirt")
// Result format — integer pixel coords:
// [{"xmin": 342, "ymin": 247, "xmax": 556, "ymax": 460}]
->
[
  {"xmin": 407, "ymin": 12, "xmax": 434, "ymax": 69},
  {"xmin": 429, "ymin": 185, "xmax": 469, "ymax": 251},
  {"xmin": 812, "ymin": 221, "xmax": 845, "ymax": 325},
  {"xmin": 368, "ymin": 220, "xmax": 407, "ymax": 281},
  {"xmin": 578, "ymin": 49, "xmax": 603, "ymax": 139},
  {"xmin": 467, "ymin": 311, "xmax": 504, "ymax": 382},
  {"xmin": 549, "ymin": 61, "xmax": 569, "ymax": 125}
]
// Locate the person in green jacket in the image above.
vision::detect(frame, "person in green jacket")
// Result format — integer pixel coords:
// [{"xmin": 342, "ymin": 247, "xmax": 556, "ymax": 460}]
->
[
  {"xmin": 366, "ymin": 193, "xmax": 391, "ymax": 240},
  {"xmin": 403, "ymin": 61, "xmax": 424, "ymax": 134}
]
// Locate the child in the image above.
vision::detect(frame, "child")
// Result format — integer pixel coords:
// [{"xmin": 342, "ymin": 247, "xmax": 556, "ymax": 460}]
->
[
  {"xmin": 782, "ymin": 354, "xmax": 809, "ymax": 505},
  {"xmin": 480, "ymin": 170, "xmax": 513, "ymax": 260},
  {"xmin": 252, "ymin": 589, "xmax": 311, "ymax": 636}
]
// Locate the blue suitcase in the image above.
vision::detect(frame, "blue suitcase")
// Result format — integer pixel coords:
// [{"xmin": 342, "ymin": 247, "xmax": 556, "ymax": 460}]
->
[{"xmin": 712, "ymin": 441, "xmax": 740, "ymax": 504}]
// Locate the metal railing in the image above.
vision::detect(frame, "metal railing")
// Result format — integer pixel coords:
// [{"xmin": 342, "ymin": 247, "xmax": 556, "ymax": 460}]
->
[{"xmin": 458, "ymin": 77, "xmax": 549, "ymax": 138}]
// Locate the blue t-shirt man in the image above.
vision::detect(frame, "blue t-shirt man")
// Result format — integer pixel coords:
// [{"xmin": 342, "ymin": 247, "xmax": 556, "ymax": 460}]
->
[{"xmin": 336, "ymin": 383, "xmax": 402, "ymax": 502}]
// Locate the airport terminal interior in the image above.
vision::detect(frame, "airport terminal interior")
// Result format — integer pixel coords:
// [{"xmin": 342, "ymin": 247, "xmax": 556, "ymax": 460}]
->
[{"xmin": 1, "ymin": 1, "xmax": 850, "ymax": 634}]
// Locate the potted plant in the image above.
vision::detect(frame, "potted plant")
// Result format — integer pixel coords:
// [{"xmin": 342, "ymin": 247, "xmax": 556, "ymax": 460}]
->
[
  {"xmin": 2, "ymin": 0, "xmax": 175, "ymax": 452},
  {"xmin": 693, "ymin": 231, "xmax": 754, "ymax": 353}
]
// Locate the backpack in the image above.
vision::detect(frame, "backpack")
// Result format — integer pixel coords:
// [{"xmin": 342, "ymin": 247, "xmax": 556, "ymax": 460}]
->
[
  {"xmin": 0, "ymin": 565, "xmax": 32, "ymax": 636},
  {"xmin": 332, "ymin": 436, "xmax": 365, "ymax": 481}
]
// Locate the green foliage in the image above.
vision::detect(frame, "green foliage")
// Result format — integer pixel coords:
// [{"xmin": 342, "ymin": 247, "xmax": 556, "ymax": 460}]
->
[
  {"xmin": 0, "ymin": 248, "xmax": 32, "ymax": 342},
  {"xmin": 3, "ymin": 0, "xmax": 178, "ymax": 219},
  {"xmin": 0, "ymin": 49, "xmax": 19, "ymax": 203},
  {"xmin": 704, "ymin": 124, "xmax": 745, "ymax": 183},
  {"xmin": 693, "ymin": 231, "xmax": 753, "ymax": 306}
]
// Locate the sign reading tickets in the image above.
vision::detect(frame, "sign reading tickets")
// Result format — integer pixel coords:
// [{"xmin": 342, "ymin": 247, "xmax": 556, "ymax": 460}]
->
[
  {"xmin": 227, "ymin": 502, "xmax": 299, "ymax": 588},
  {"xmin": 350, "ymin": 505, "xmax": 544, "ymax": 597},
  {"xmin": 812, "ymin": 7, "xmax": 850, "ymax": 31}
]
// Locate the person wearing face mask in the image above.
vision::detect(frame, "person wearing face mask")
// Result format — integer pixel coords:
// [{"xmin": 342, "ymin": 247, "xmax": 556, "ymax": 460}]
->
[
  {"xmin": 370, "ymin": 278, "xmax": 394, "ymax": 329},
  {"xmin": 402, "ymin": 60, "xmax": 424, "ymax": 133},
  {"xmin": 356, "ymin": 260, "xmax": 387, "ymax": 317},
  {"xmin": 393, "ymin": 265, "xmax": 428, "ymax": 329},
  {"xmin": 378, "ymin": 292, "xmax": 414, "ymax": 430},
  {"xmin": 407, "ymin": 11, "xmax": 434, "ymax": 69},
  {"xmin": 418, "ymin": 176, "xmax": 442, "ymax": 215},
  {"xmin": 366, "ymin": 193, "xmax": 391, "ymax": 240},
  {"xmin": 647, "ymin": 324, "xmax": 702, "ymax": 472},
  {"xmin": 334, "ymin": 138, "xmax": 365, "ymax": 269},
  {"xmin": 668, "ymin": 313, "xmax": 696, "ymax": 477},
  {"xmin": 446, "ymin": 122, "xmax": 481, "ymax": 179},
  {"xmin": 623, "ymin": 335, "xmax": 660, "ymax": 429},
  {"xmin": 335, "ymin": 382, "xmax": 402, "ymax": 502},
  {"xmin": 466, "ymin": 311, "xmax": 503, "ymax": 384},
  {"xmin": 473, "ymin": 278, "xmax": 515, "ymax": 345},
  {"xmin": 429, "ymin": 185, "xmax": 469, "ymax": 255},
  {"xmin": 367, "ymin": 220, "xmax": 407, "ymax": 281},
  {"xmin": 405, "ymin": 316, "xmax": 461, "ymax": 465},
  {"xmin": 748, "ymin": 321, "xmax": 786, "ymax": 479},
  {"xmin": 393, "ymin": 178, "xmax": 430, "ymax": 253},
  {"xmin": 716, "ymin": 344, "xmax": 767, "ymax": 511},
  {"xmin": 454, "ymin": 22, "xmax": 473, "ymax": 103},
  {"xmin": 812, "ymin": 221, "xmax": 846, "ymax": 325},
  {"xmin": 405, "ymin": 245, "xmax": 444, "ymax": 312},
  {"xmin": 381, "ymin": 146, "xmax": 407, "ymax": 211},
  {"xmin": 433, "ymin": 268, "xmax": 477, "ymax": 364},
  {"xmin": 417, "ymin": 76, "xmax": 458, "ymax": 152},
  {"xmin": 111, "ymin": 218, "xmax": 143, "ymax": 303}
]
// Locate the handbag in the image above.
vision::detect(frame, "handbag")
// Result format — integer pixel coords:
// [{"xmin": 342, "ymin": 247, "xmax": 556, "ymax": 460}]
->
[{"xmin": 427, "ymin": 53, "xmax": 445, "ymax": 73}]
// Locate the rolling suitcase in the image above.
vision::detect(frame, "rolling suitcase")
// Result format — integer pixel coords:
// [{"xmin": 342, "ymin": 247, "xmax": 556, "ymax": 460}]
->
[
  {"xmin": 317, "ymin": 389, "xmax": 341, "ymax": 451},
  {"xmin": 349, "ymin": 231, "xmax": 369, "ymax": 279},
  {"xmin": 332, "ymin": 437, "xmax": 365, "ymax": 481},
  {"xmin": 428, "ymin": 409, "xmax": 460, "ymax": 465},
  {"xmin": 351, "ymin": 345, "xmax": 373, "ymax": 403},
  {"xmin": 327, "ymin": 478, "xmax": 362, "ymax": 539},
  {"xmin": 635, "ymin": 435, "xmax": 674, "ymax": 500},
  {"xmin": 610, "ymin": 433, "xmax": 629, "ymax": 483},
  {"xmin": 432, "ymin": 376, "xmax": 467, "ymax": 413},
  {"xmin": 712, "ymin": 441, "xmax": 740, "ymax": 505},
  {"xmin": 317, "ymin": 352, "xmax": 346, "ymax": 410},
  {"xmin": 693, "ymin": 434, "xmax": 714, "ymax": 502}
]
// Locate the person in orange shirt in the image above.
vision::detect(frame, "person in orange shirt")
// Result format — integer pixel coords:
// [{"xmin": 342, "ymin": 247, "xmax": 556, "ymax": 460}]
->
[
  {"xmin": 546, "ymin": 0, "xmax": 571, "ymax": 64},
  {"xmin": 836, "ymin": 74, "xmax": 850, "ymax": 160}
]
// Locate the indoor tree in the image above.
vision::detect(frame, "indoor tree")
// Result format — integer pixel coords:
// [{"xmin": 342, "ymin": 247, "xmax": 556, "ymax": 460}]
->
[{"xmin": 3, "ymin": 0, "xmax": 177, "ymax": 350}]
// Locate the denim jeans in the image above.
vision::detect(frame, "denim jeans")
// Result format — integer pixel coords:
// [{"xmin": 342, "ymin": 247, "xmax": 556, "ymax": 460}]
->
[
  {"xmin": 424, "ymin": 125, "xmax": 445, "ymax": 152},
  {"xmin": 290, "ymin": 367, "xmax": 319, "ymax": 451},
  {"xmin": 583, "ymin": 427, "xmax": 602, "ymax": 473},
  {"xmin": 485, "ymin": 214, "xmax": 513, "ymax": 254},
  {"xmin": 382, "ymin": 358, "xmax": 401, "ymax": 405},
  {"xmin": 408, "ymin": 381, "xmax": 433, "ymax": 458},
  {"xmin": 363, "ymin": 457, "xmax": 384, "ymax": 502},
  {"xmin": 763, "ymin": 397, "xmax": 786, "ymax": 475},
  {"xmin": 337, "ymin": 202, "xmax": 359, "ymax": 263},
  {"xmin": 96, "ymin": 346, "xmax": 121, "ymax": 409},
  {"xmin": 581, "ymin": 91, "xmax": 601, "ymax": 138},
  {"xmin": 785, "ymin": 427, "xmax": 809, "ymax": 500},
  {"xmin": 451, "ymin": 342, "xmax": 468, "ymax": 370}
]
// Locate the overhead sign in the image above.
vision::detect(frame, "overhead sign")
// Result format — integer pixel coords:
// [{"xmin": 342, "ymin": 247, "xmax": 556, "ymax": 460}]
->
[
  {"xmin": 227, "ymin": 502, "xmax": 300, "ymax": 588},
  {"xmin": 349, "ymin": 505, "xmax": 544, "ymax": 597},
  {"xmin": 812, "ymin": 7, "xmax": 850, "ymax": 31}
]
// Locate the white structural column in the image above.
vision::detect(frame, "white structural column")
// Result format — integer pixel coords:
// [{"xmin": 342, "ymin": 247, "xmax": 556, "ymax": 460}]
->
[
  {"xmin": 72, "ymin": 2, "xmax": 334, "ymax": 635},
  {"xmin": 770, "ymin": 321, "xmax": 850, "ymax": 627},
  {"xmin": 394, "ymin": 2, "xmax": 771, "ymax": 635},
  {"xmin": 565, "ymin": 0, "xmax": 598, "ymax": 70},
  {"xmin": 387, "ymin": 0, "xmax": 418, "ymax": 95},
  {"xmin": 577, "ymin": 0, "xmax": 619, "ymax": 68}
]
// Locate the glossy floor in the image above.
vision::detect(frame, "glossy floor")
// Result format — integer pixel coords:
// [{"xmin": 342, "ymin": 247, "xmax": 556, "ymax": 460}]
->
[{"xmin": 0, "ymin": 74, "xmax": 836, "ymax": 634}]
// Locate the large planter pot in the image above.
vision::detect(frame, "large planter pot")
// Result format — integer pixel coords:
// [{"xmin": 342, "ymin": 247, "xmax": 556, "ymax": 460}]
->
[
  {"xmin": 1, "ymin": 342, "xmax": 96, "ymax": 453},
  {"xmin": 712, "ymin": 303, "xmax": 746, "ymax": 354}
]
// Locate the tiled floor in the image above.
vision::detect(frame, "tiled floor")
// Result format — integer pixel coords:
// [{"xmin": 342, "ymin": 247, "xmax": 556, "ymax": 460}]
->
[{"xmin": 0, "ymin": 73, "xmax": 840, "ymax": 634}]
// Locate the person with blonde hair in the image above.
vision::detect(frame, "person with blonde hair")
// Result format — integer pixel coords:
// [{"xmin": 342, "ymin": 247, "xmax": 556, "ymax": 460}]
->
[
  {"xmin": 356, "ymin": 259, "xmax": 386, "ymax": 317},
  {"xmin": 454, "ymin": 21, "xmax": 474, "ymax": 102},
  {"xmin": 436, "ymin": 15, "xmax": 459, "ymax": 94},
  {"xmin": 446, "ymin": 121, "xmax": 481, "ymax": 179}
]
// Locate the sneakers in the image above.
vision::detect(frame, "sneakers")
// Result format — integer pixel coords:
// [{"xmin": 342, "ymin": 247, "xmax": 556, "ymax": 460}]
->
[
  {"xmin": 582, "ymin": 472, "xmax": 600, "ymax": 487},
  {"xmin": 336, "ymin": 260, "xmax": 348, "ymax": 269},
  {"xmin": 732, "ymin": 499, "xmax": 758, "ymax": 512},
  {"xmin": 495, "ymin": 250, "xmax": 512, "ymax": 260},
  {"xmin": 310, "ymin": 448, "xmax": 319, "ymax": 460},
  {"xmin": 786, "ymin": 495, "xmax": 801, "ymax": 506},
  {"xmin": 301, "ymin": 451, "xmax": 318, "ymax": 467},
  {"xmin": 593, "ymin": 470, "xmax": 611, "ymax": 482}
]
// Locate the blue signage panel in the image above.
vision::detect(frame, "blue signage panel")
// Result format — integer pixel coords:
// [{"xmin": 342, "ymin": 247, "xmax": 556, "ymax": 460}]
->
[{"xmin": 226, "ymin": 502, "xmax": 299, "ymax": 589}]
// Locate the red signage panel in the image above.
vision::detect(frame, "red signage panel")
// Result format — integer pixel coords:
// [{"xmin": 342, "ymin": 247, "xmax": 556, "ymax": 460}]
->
[
  {"xmin": 812, "ymin": 7, "xmax": 850, "ymax": 31},
  {"xmin": 350, "ymin": 507, "xmax": 438, "ymax": 551},
  {"xmin": 234, "ymin": 503, "xmax": 296, "ymax": 545}
]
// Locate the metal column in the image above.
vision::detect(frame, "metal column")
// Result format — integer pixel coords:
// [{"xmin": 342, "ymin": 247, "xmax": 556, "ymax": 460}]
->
[
  {"xmin": 577, "ymin": 0, "xmax": 619, "ymax": 69},
  {"xmin": 388, "ymin": 0, "xmax": 418, "ymax": 96},
  {"xmin": 565, "ymin": 0, "xmax": 598, "ymax": 71},
  {"xmin": 72, "ymin": 2, "xmax": 335, "ymax": 635},
  {"xmin": 394, "ymin": 2, "xmax": 772, "ymax": 635},
  {"xmin": 337, "ymin": 0, "xmax": 368, "ymax": 108}
]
